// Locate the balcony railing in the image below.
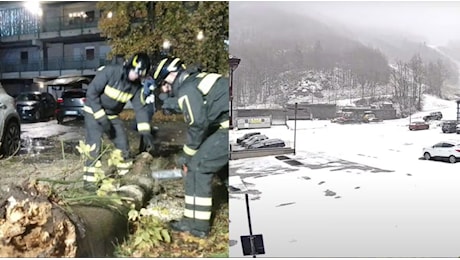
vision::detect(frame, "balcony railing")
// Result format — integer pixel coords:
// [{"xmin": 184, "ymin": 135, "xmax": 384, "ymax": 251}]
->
[
  {"xmin": 0, "ymin": 12, "xmax": 100, "ymax": 38},
  {"xmin": 41, "ymin": 15, "xmax": 99, "ymax": 33},
  {"xmin": 1, "ymin": 55, "xmax": 111, "ymax": 74}
]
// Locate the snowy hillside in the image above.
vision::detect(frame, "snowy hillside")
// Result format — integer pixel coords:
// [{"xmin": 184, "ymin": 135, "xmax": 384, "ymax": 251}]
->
[{"xmin": 229, "ymin": 95, "xmax": 460, "ymax": 257}]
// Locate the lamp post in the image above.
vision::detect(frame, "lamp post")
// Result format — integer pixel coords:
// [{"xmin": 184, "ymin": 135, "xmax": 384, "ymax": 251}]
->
[{"xmin": 229, "ymin": 55, "xmax": 241, "ymax": 129}]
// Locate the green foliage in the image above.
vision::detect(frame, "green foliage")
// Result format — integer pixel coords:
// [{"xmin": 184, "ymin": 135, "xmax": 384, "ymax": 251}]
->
[
  {"xmin": 126, "ymin": 209, "xmax": 172, "ymax": 253},
  {"xmin": 97, "ymin": 1, "xmax": 229, "ymax": 74}
]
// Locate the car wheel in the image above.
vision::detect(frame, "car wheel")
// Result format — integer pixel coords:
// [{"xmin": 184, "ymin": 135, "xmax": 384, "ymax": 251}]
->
[
  {"xmin": 423, "ymin": 152, "xmax": 431, "ymax": 160},
  {"xmin": 0, "ymin": 120, "xmax": 20, "ymax": 157},
  {"xmin": 449, "ymin": 155, "xmax": 457, "ymax": 164},
  {"xmin": 34, "ymin": 111, "xmax": 41, "ymax": 122}
]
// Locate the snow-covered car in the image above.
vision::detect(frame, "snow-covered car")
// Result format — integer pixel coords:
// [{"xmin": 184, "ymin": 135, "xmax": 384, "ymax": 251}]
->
[
  {"xmin": 362, "ymin": 111, "xmax": 382, "ymax": 123},
  {"xmin": 333, "ymin": 112, "xmax": 360, "ymax": 124},
  {"xmin": 242, "ymin": 134, "xmax": 268, "ymax": 148},
  {"xmin": 248, "ymin": 138, "xmax": 286, "ymax": 149},
  {"xmin": 409, "ymin": 121, "xmax": 429, "ymax": 131},
  {"xmin": 423, "ymin": 141, "xmax": 460, "ymax": 163},
  {"xmin": 236, "ymin": 132, "xmax": 260, "ymax": 144}
]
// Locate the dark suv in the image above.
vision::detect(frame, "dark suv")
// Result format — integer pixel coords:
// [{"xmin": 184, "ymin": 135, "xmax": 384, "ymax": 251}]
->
[
  {"xmin": 423, "ymin": 111, "xmax": 443, "ymax": 121},
  {"xmin": 56, "ymin": 88, "xmax": 87, "ymax": 124},
  {"xmin": 16, "ymin": 91, "xmax": 56, "ymax": 122},
  {"xmin": 442, "ymin": 120, "xmax": 457, "ymax": 133}
]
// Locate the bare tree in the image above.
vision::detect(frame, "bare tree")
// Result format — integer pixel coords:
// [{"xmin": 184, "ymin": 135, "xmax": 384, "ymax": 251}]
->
[
  {"xmin": 390, "ymin": 60, "xmax": 411, "ymax": 116},
  {"xmin": 409, "ymin": 54, "xmax": 424, "ymax": 110}
]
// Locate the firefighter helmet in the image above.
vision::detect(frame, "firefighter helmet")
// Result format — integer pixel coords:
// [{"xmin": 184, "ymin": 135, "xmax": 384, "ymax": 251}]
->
[
  {"xmin": 152, "ymin": 57, "xmax": 186, "ymax": 86},
  {"xmin": 126, "ymin": 52, "xmax": 151, "ymax": 77}
]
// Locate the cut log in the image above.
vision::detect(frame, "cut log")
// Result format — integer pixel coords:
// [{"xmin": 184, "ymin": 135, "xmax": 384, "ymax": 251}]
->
[{"xmin": 0, "ymin": 152, "xmax": 166, "ymax": 257}]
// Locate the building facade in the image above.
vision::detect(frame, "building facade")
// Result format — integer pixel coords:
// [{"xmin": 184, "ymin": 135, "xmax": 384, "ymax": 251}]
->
[{"xmin": 0, "ymin": 1, "xmax": 112, "ymax": 95}]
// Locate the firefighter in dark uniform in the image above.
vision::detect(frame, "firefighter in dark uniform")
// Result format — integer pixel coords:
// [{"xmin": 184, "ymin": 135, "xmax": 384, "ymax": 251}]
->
[
  {"xmin": 152, "ymin": 57, "xmax": 229, "ymax": 238},
  {"xmin": 136, "ymin": 76, "xmax": 157, "ymax": 153},
  {"xmin": 83, "ymin": 52, "xmax": 155, "ymax": 191}
]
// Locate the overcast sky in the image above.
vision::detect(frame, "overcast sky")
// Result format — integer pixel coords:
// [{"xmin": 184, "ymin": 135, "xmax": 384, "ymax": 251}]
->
[{"xmin": 236, "ymin": 1, "xmax": 460, "ymax": 46}]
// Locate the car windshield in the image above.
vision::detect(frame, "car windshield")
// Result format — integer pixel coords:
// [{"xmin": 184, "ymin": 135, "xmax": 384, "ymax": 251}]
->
[
  {"xmin": 17, "ymin": 93, "xmax": 40, "ymax": 101},
  {"xmin": 62, "ymin": 91, "xmax": 86, "ymax": 98}
]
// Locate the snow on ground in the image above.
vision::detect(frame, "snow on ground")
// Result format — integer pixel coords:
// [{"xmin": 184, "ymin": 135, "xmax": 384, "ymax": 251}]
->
[{"xmin": 229, "ymin": 95, "xmax": 460, "ymax": 257}]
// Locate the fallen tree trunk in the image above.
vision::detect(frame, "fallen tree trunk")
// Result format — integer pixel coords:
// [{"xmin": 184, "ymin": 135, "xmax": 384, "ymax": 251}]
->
[{"xmin": 0, "ymin": 152, "xmax": 160, "ymax": 257}]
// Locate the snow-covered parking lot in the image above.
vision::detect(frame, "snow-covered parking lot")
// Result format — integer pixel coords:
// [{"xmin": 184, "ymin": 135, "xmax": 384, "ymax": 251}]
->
[{"xmin": 229, "ymin": 96, "xmax": 460, "ymax": 257}]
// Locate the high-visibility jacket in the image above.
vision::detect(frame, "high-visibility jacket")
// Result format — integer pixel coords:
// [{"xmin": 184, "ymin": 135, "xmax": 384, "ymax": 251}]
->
[
  {"xmin": 175, "ymin": 72, "xmax": 229, "ymax": 157},
  {"xmin": 84, "ymin": 64, "xmax": 151, "ymax": 133}
]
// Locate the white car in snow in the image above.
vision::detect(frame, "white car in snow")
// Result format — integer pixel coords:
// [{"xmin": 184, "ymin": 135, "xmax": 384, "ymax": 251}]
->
[
  {"xmin": 423, "ymin": 141, "xmax": 460, "ymax": 163},
  {"xmin": 0, "ymin": 83, "xmax": 21, "ymax": 158}
]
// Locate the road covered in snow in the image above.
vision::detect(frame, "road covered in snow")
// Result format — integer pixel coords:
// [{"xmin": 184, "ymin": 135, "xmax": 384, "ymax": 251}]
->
[{"xmin": 229, "ymin": 95, "xmax": 460, "ymax": 257}]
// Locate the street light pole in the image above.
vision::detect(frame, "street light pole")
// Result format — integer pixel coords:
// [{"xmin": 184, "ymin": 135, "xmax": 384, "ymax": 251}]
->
[{"xmin": 229, "ymin": 55, "xmax": 241, "ymax": 129}]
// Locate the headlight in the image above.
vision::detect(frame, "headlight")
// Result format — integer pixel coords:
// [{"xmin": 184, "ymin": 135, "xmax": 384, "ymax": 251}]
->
[{"xmin": 22, "ymin": 106, "xmax": 34, "ymax": 110}]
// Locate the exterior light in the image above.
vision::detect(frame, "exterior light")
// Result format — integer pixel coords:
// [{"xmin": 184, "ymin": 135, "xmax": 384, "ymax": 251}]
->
[
  {"xmin": 24, "ymin": 0, "xmax": 43, "ymax": 17},
  {"xmin": 107, "ymin": 11, "xmax": 113, "ymax": 18},
  {"xmin": 163, "ymin": 39, "xmax": 171, "ymax": 51},
  {"xmin": 197, "ymin": 30, "xmax": 204, "ymax": 41}
]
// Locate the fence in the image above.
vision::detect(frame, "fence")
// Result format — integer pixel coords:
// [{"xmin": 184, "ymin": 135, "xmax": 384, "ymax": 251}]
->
[
  {"xmin": 1, "ymin": 56, "xmax": 110, "ymax": 74},
  {"xmin": 236, "ymin": 109, "xmax": 288, "ymax": 126}
]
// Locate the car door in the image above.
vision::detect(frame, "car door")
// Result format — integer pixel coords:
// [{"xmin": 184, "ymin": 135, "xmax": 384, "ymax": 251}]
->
[
  {"xmin": 442, "ymin": 142, "xmax": 455, "ymax": 157},
  {"xmin": 431, "ymin": 143, "xmax": 444, "ymax": 157}
]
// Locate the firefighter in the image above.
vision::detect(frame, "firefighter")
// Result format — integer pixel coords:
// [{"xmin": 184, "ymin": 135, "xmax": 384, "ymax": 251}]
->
[
  {"xmin": 82, "ymin": 52, "xmax": 155, "ymax": 191},
  {"xmin": 137, "ymin": 76, "xmax": 157, "ymax": 154},
  {"xmin": 152, "ymin": 57, "xmax": 229, "ymax": 238},
  {"xmin": 136, "ymin": 77, "xmax": 181, "ymax": 153}
]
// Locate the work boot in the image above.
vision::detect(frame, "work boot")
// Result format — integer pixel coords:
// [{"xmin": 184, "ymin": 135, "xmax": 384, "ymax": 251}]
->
[{"xmin": 170, "ymin": 218, "xmax": 210, "ymax": 238}]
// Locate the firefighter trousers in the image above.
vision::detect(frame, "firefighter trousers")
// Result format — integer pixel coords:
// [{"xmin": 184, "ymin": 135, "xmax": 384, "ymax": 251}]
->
[
  {"xmin": 83, "ymin": 112, "xmax": 131, "ymax": 184},
  {"xmin": 183, "ymin": 127, "xmax": 229, "ymax": 231}
]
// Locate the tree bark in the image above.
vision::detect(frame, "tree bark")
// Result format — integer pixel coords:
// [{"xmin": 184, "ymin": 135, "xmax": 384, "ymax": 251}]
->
[{"xmin": 0, "ymin": 152, "xmax": 158, "ymax": 257}]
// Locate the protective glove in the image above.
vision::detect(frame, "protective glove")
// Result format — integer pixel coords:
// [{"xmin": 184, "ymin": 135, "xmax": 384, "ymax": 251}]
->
[
  {"xmin": 176, "ymin": 152, "xmax": 192, "ymax": 175},
  {"xmin": 143, "ymin": 78, "xmax": 156, "ymax": 96},
  {"xmin": 176, "ymin": 152, "xmax": 192, "ymax": 168},
  {"xmin": 98, "ymin": 116, "xmax": 114, "ymax": 138},
  {"xmin": 141, "ymin": 133, "xmax": 155, "ymax": 153}
]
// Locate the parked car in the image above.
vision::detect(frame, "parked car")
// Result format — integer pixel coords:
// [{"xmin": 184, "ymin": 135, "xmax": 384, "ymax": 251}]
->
[
  {"xmin": 236, "ymin": 132, "xmax": 261, "ymax": 144},
  {"xmin": 457, "ymin": 124, "xmax": 460, "ymax": 134},
  {"xmin": 423, "ymin": 111, "xmax": 443, "ymax": 121},
  {"xmin": 442, "ymin": 120, "xmax": 458, "ymax": 133},
  {"xmin": 362, "ymin": 111, "xmax": 382, "ymax": 123},
  {"xmin": 409, "ymin": 121, "xmax": 429, "ymax": 131},
  {"xmin": 0, "ymin": 83, "xmax": 21, "ymax": 158},
  {"xmin": 242, "ymin": 134, "xmax": 268, "ymax": 148},
  {"xmin": 248, "ymin": 138, "xmax": 286, "ymax": 149},
  {"xmin": 335, "ymin": 112, "xmax": 360, "ymax": 124},
  {"xmin": 16, "ymin": 91, "xmax": 56, "ymax": 122},
  {"xmin": 423, "ymin": 141, "xmax": 460, "ymax": 163},
  {"xmin": 56, "ymin": 88, "xmax": 87, "ymax": 124}
]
